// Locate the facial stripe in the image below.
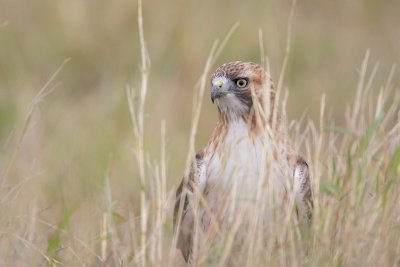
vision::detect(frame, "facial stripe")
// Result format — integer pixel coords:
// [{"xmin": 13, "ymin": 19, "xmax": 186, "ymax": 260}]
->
[{"xmin": 235, "ymin": 91, "xmax": 252, "ymax": 109}]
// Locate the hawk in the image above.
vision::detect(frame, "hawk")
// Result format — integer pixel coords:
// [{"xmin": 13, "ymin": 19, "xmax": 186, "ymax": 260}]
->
[{"xmin": 173, "ymin": 61, "xmax": 313, "ymax": 263}]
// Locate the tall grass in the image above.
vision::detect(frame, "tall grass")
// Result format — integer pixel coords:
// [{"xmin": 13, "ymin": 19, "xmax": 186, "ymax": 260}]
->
[
  {"xmin": 142, "ymin": 3, "xmax": 399, "ymax": 266},
  {"xmin": 115, "ymin": 2, "xmax": 400, "ymax": 266},
  {"xmin": 0, "ymin": 1, "xmax": 399, "ymax": 267}
]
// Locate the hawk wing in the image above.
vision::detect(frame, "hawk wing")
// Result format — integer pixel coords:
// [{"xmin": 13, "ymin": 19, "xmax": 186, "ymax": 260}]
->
[
  {"xmin": 173, "ymin": 149, "xmax": 204, "ymax": 263},
  {"xmin": 293, "ymin": 156, "xmax": 313, "ymax": 225}
]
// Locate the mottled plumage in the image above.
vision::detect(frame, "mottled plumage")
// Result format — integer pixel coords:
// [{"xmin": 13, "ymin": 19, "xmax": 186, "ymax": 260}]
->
[{"xmin": 173, "ymin": 61, "xmax": 313, "ymax": 263}]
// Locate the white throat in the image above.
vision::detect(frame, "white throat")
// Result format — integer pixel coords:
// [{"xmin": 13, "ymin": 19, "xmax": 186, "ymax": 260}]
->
[{"xmin": 215, "ymin": 95, "xmax": 249, "ymax": 120}]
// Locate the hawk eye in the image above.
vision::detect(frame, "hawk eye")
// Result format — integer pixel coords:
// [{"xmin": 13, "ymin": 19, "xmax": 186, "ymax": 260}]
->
[{"xmin": 236, "ymin": 78, "xmax": 247, "ymax": 88}]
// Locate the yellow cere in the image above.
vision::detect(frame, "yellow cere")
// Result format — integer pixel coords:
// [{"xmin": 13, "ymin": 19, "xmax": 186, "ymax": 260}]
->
[{"xmin": 215, "ymin": 79, "xmax": 223, "ymax": 88}]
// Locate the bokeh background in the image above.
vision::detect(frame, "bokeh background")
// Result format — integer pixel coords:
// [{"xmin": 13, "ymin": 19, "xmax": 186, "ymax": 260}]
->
[{"xmin": 0, "ymin": 0, "xmax": 399, "ymax": 264}]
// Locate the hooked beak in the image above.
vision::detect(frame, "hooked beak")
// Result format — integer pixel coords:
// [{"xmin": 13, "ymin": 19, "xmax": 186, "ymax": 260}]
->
[
  {"xmin": 211, "ymin": 85, "xmax": 225, "ymax": 103},
  {"xmin": 211, "ymin": 78, "xmax": 227, "ymax": 103}
]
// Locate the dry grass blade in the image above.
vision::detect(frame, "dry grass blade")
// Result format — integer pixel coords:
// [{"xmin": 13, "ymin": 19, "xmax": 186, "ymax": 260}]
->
[
  {"xmin": 2, "ymin": 58, "xmax": 70, "ymax": 182},
  {"xmin": 171, "ymin": 23, "xmax": 240, "ymax": 261}
]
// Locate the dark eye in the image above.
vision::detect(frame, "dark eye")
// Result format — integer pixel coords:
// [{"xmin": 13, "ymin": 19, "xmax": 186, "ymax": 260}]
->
[{"xmin": 236, "ymin": 78, "xmax": 247, "ymax": 88}]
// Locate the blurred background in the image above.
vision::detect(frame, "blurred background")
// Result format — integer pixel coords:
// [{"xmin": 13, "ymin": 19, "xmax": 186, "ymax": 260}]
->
[{"xmin": 0, "ymin": 0, "xmax": 399, "ymax": 263}]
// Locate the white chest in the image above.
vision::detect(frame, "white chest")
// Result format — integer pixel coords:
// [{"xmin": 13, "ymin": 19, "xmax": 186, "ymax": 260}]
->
[
  {"xmin": 203, "ymin": 121, "xmax": 265, "ymax": 193},
  {"xmin": 198, "ymin": 120, "xmax": 291, "ymax": 230}
]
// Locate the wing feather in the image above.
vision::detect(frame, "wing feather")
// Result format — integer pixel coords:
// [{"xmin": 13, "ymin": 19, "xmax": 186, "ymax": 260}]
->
[
  {"xmin": 173, "ymin": 149, "xmax": 205, "ymax": 263},
  {"xmin": 293, "ymin": 156, "xmax": 313, "ymax": 225}
]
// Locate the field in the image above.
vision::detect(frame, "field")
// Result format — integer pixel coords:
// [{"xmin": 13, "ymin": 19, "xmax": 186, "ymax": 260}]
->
[{"xmin": 0, "ymin": 0, "xmax": 399, "ymax": 266}]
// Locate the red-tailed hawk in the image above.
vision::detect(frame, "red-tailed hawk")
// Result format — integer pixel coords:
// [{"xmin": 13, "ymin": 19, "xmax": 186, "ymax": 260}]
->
[{"xmin": 173, "ymin": 61, "xmax": 313, "ymax": 263}]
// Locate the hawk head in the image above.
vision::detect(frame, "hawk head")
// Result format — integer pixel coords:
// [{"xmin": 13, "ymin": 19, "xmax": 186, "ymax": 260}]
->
[{"xmin": 210, "ymin": 61, "xmax": 274, "ymax": 120}]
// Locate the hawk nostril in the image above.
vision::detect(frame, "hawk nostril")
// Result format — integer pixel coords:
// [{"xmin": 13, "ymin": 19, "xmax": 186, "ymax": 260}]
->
[{"xmin": 215, "ymin": 80, "xmax": 223, "ymax": 88}]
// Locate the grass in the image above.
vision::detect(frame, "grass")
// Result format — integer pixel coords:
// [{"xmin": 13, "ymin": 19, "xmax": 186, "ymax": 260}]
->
[{"xmin": 0, "ymin": 0, "xmax": 400, "ymax": 266}]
